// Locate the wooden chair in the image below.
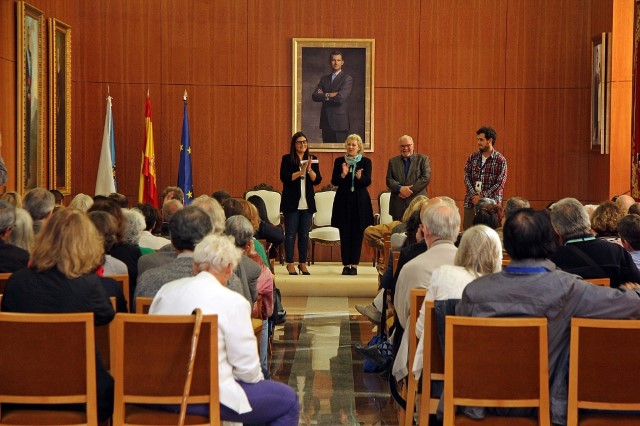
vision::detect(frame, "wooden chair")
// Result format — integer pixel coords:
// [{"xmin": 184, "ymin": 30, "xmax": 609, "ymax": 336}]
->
[
  {"xmin": 244, "ymin": 184, "xmax": 285, "ymax": 265},
  {"xmin": 308, "ymin": 185, "xmax": 340, "ymax": 264},
  {"xmin": 584, "ymin": 277, "xmax": 610, "ymax": 287},
  {"xmin": 567, "ymin": 318, "xmax": 640, "ymax": 425},
  {"xmin": 375, "ymin": 232, "xmax": 392, "ymax": 273},
  {"xmin": 443, "ymin": 316, "xmax": 550, "ymax": 426},
  {"xmin": 135, "ymin": 296, "xmax": 154, "ymax": 314},
  {"xmin": 0, "ymin": 312, "xmax": 98, "ymax": 425},
  {"xmin": 417, "ymin": 300, "xmax": 446, "ymax": 426},
  {"xmin": 105, "ymin": 273, "xmax": 131, "ymax": 311},
  {"xmin": 0, "ymin": 272, "xmax": 11, "ymax": 294},
  {"xmin": 110, "ymin": 313, "xmax": 221, "ymax": 425},
  {"xmin": 403, "ymin": 288, "xmax": 427, "ymax": 426}
]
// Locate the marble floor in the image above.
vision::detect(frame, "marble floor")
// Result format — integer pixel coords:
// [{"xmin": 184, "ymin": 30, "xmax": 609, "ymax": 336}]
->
[{"xmin": 269, "ymin": 296, "xmax": 401, "ymax": 425}]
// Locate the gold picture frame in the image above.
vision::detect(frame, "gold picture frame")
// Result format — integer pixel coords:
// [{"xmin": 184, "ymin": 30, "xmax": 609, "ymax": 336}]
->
[
  {"xmin": 293, "ymin": 38, "xmax": 375, "ymax": 152},
  {"xmin": 591, "ymin": 33, "xmax": 611, "ymax": 154},
  {"xmin": 16, "ymin": 1, "xmax": 46, "ymax": 194},
  {"xmin": 49, "ymin": 18, "xmax": 72, "ymax": 195}
]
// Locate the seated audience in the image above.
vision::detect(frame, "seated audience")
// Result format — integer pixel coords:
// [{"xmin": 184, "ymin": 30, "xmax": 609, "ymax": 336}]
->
[
  {"xmin": 161, "ymin": 186, "xmax": 184, "ymax": 205},
  {"xmin": 1, "ymin": 208, "xmax": 116, "ymax": 423},
  {"xmin": 591, "ymin": 200, "xmax": 625, "ymax": 243},
  {"xmin": 472, "ymin": 204, "xmax": 502, "ymax": 229},
  {"xmin": 615, "ymin": 194, "xmax": 636, "ymax": 213},
  {"xmin": 149, "ymin": 234, "xmax": 299, "ymax": 424},
  {"xmin": 107, "ymin": 192, "xmax": 129, "ymax": 208},
  {"xmin": 0, "ymin": 201, "xmax": 29, "ymax": 272},
  {"xmin": 69, "ymin": 193, "xmax": 94, "ymax": 212},
  {"xmin": 497, "ymin": 196, "xmax": 530, "ymax": 245},
  {"xmin": 122, "ymin": 208, "xmax": 153, "ymax": 254},
  {"xmin": 248, "ymin": 194, "xmax": 285, "ymax": 253},
  {"xmin": 23, "ymin": 187, "xmax": 55, "ymax": 235},
  {"xmin": 629, "ymin": 202, "xmax": 640, "ymax": 216},
  {"xmin": 49, "ymin": 189, "xmax": 64, "ymax": 206},
  {"xmin": 212, "ymin": 189, "xmax": 232, "ymax": 204},
  {"xmin": 618, "ymin": 213, "xmax": 640, "ymax": 269},
  {"xmin": 134, "ymin": 203, "xmax": 170, "ymax": 249},
  {"xmin": 222, "ymin": 198, "xmax": 269, "ymax": 267},
  {"xmin": 160, "ymin": 198, "xmax": 183, "ymax": 237},
  {"xmin": 191, "ymin": 195, "xmax": 226, "ymax": 234},
  {"xmin": 549, "ymin": 197, "xmax": 640, "ymax": 287},
  {"xmin": 456, "ymin": 208, "xmax": 640, "ymax": 425},
  {"xmin": 89, "ymin": 211, "xmax": 129, "ymax": 276},
  {"xmin": 0, "ymin": 191, "xmax": 22, "ymax": 207},
  {"xmin": 8, "ymin": 207, "xmax": 34, "ymax": 254}
]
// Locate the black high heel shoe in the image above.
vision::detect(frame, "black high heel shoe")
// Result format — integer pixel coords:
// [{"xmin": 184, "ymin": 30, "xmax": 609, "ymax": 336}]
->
[
  {"xmin": 298, "ymin": 264, "xmax": 310, "ymax": 275},
  {"xmin": 286, "ymin": 264, "xmax": 298, "ymax": 275}
]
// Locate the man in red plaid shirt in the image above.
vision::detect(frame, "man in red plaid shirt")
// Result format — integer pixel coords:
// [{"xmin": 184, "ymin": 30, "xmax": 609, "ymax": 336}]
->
[{"xmin": 463, "ymin": 126, "xmax": 508, "ymax": 230}]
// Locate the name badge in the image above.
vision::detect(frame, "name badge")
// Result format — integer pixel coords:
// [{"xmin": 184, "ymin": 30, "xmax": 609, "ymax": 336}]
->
[{"xmin": 475, "ymin": 181, "xmax": 482, "ymax": 193}]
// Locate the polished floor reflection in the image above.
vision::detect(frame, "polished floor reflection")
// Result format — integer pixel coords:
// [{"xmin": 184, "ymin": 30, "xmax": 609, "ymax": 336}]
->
[{"xmin": 270, "ymin": 296, "xmax": 399, "ymax": 425}]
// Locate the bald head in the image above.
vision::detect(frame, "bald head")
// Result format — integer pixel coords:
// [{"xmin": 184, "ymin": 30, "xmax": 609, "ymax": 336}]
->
[{"xmin": 616, "ymin": 195, "xmax": 635, "ymax": 213}]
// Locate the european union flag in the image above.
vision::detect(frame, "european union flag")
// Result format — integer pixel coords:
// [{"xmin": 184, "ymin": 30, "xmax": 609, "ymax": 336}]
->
[{"xmin": 178, "ymin": 92, "xmax": 194, "ymax": 205}]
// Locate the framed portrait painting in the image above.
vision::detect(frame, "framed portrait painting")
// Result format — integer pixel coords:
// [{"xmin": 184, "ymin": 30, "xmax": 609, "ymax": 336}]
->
[
  {"xmin": 16, "ymin": 1, "xmax": 46, "ymax": 194},
  {"xmin": 591, "ymin": 33, "xmax": 610, "ymax": 154},
  {"xmin": 49, "ymin": 18, "xmax": 72, "ymax": 195},
  {"xmin": 293, "ymin": 38, "xmax": 375, "ymax": 152}
]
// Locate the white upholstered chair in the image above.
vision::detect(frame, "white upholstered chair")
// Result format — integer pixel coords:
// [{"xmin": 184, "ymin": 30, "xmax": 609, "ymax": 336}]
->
[
  {"xmin": 308, "ymin": 186, "xmax": 340, "ymax": 264},
  {"xmin": 244, "ymin": 183, "xmax": 285, "ymax": 264}
]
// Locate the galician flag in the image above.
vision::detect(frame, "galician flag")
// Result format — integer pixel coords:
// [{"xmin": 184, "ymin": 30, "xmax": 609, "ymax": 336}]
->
[
  {"xmin": 95, "ymin": 95, "xmax": 116, "ymax": 195},
  {"xmin": 178, "ymin": 90, "xmax": 194, "ymax": 205},
  {"xmin": 139, "ymin": 92, "xmax": 158, "ymax": 207}
]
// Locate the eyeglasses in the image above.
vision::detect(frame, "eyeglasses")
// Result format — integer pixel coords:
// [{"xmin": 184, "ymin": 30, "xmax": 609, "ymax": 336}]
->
[
  {"xmin": 400, "ymin": 144, "xmax": 413, "ymax": 149},
  {"xmin": 296, "ymin": 140, "xmax": 308, "ymax": 145}
]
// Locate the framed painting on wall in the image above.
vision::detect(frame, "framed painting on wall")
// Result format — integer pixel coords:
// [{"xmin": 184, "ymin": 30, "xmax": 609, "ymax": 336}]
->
[
  {"xmin": 292, "ymin": 38, "xmax": 375, "ymax": 152},
  {"xmin": 591, "ymin": 33, "xmax": 611, "ymax": 154},
  {"xmin": 16, "ymin": 1, "xmax": 46, "ymax": 194},
  {"xmin": 49, "ymin": 18, "xmax": 72, "ymax": 195}
]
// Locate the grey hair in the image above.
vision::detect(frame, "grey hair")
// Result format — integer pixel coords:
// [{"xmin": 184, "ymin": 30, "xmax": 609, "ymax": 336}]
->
[
  {"xmin": 504, "ymin": 196, "xmax": 530, "ymax": 219},
  {"xmin": 191, "ymin": 195, "xmax": 226, "ymax": 234},
  {"xmin": 550, "ymin": 198, "xmax": 591, "ymax": 238},
  {"xmin": 9, "ymin": 208, "xmax": 34, "ymax": 252},
  {"xmin": 224, "ymin": 215, "xmax": 254, "ymax": 248},
  {"xmin": 455, "ymin": 225, "xmax": 503, "ymax": 277},
  {"xmin": 421, "ymin": 202, "xmax": 460, "ymax": 241},
  {"xmin": 23, "ymin": 188, "xmax": 55, "ymax": 220},
  {"xmin": 0, "ymin": 201, "xmax": 16, "ymax": 233},
  {"xmin": 193, "ymin": 234, "xmax": 242, "ymax": 274},
  {"xmin": 122, "ymin": 208, "xmax": 146, "ymax": 244},
  {"xmin": 162, "ymin": 199, "xmax": 183, "ymax": 222},
  {"xmin": 69, "ymin": 193, "xmax": 94, "ymax": 212}
]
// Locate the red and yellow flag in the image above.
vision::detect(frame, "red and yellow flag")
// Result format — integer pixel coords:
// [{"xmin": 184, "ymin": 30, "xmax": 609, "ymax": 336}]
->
[{"xmin": 139, "ymin": 94, "xmax": 158, "ymax": 207}]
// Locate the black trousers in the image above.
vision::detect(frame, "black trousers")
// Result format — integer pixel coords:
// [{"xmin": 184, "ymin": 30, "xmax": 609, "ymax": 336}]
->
[{"xmin": 338, "ymin": 221, "xmax": 365, "ymax": 266}]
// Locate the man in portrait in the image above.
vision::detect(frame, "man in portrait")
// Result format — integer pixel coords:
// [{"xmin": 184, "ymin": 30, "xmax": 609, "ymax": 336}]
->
[
  {"xmin": 311, "ymin": 50, "xmax": 353, "ymax": 143},
  {"xmin": 25, "ymin": 24, "xmax": 33, "ymax": 185}
]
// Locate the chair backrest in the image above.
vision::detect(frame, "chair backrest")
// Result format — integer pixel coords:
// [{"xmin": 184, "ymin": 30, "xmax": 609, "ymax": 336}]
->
[
  {"xmin": 244, "ymin": 187, "xmax": 282, "ymax": 226},
  {"xmin": 378, "ymin": 191, "xmax": 393, "ymax": 224},
  {"xmin": 0, "ymin": 272, "xmax": 11, "ymax": 294},
  {"xmin": 105, "ymin": 273, "xmax": 130, "ymax": 311},
  {"xmin": 443, "ymin": 316, "xmax": 550, "ymax": 426},
  {"xmin": 313, "ymin": 189, "xmax": 336, "ymax": 227},
  {"xmin": 135, "ymin": 296, "xmax": 154, "ymax": 314},
  {"xmin": 110, "ymin": 313, "xmax": 220, "ymax": 425},
  {"xmin": 567, "ymin": 318, "xmax": 640, "ymax": 425},
  {"xmin": 584, "ymin": 277, "xmax": 610, "ymax": 287},
  {"xmin": 403, "ymin": 288, "xmax": 427, "ymax": 426},
  {"xmin": 417, "ymin": 300, "xmax": 445, "ymax": 425},
  {"xmin": 392, "ymin": 250, "xmax": 401, "ymax": 275},
  {"xmin": 0, "ymin": 312, "xmax": 98, "ymax": 425}
]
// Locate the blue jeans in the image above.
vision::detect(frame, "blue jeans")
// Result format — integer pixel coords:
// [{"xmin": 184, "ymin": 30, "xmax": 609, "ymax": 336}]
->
[{"xmin": 283, "ymin": 210, "xmax": 313, "ymax": 264}]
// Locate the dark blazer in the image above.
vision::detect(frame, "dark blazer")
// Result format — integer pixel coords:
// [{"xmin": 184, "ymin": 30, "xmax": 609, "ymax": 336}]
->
[
  {"xmin": 311, "ymin": 71, "xmax": 353, "ymax": 131},
  {"xmin": 330, "ymin": 156, "xmax": 374, "ymax": 231},
  {"xmin": 280, "ymin": 154, "xmax": 322, "ymax": 214},
  {"xmin": 385, "ymin": 153, "xmax": 431, "ymax": 220},
  {"xmin": 0, "ymin": 241, "xmax": 29, "ymax": 273}
]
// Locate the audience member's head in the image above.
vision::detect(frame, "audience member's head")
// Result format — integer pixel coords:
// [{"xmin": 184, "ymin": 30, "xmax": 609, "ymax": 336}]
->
[
  {"xmin": 69, "ymin": 193, "xmax": 94, "ymax": 212},
  {"xmin": 162, "ymin": 199, "xmax": 183, "ymax": 223},
  {"xmin": 591, "ymin": 201, "xmax": 625, "ymax": 237},
  {"xmin": 88, "ymin": 210, "xmax": 119, "ymax": 254},
  {"xmin": 212, "ymin": 190, "xmax": 232, "ymax": 205},
  {"xmin": 247, "ymin": 195, "xmax": 270, "ymax": 224},
  {"xmin": 455, "ymin": 225, "xmax": 502, "ymax": 277},
  {"xmin": 9, "ymin": 208, "xmax": 34, "ymax": 252},
  {"xmin": 629, "ymin": 202, "xmax": 640, "ymax": 216},
  {"xmin": 88, "ymin": 198, "xmax": 125, "ymax": 243},
  {"xmin": 49, "ymin": 189, "xmax": 64, "ymax": 206},
  {"xmin": 474, "ymin": 197, "xmax": 496, "ymax": 213},
  {"xmin": 404, "ymin": 210, "xmax": 423, "ymax": 246},
  {"xmin": 238, "ymin": 199, "xmax": 260, "ymax": 232},
  {"xmin": 617, "ymin": 214, "xmax": 640, "ymax": 252},
  {"xmin": 0, "ymin": 201, "xmax": 15, "ymax": 240},
  {"xmin": 23, "ymin": 188, "xmax": 56, "ymax": 221},
  {"xmin": 472, "ymin": 204, "xmax": 503, "ymax": 229},
  {"xmin": 133, "ymin": 202, "xmax": 162, "ymax": 233},
  {"xmin": 504, "ymin": 209, "xmax": 556, "ymax": 260},
  {"xmin": 122, "ymin": 208, "xmax": 146, "ymax": 244},
  {"xmin": 108, "ymin": 192, "xmax": 129, "ymax": 208},
  {"xmin": 191, "ymin": 195, "xmax": 226, "ymax": 234},
  {"xmin": 31, "ymin": 209, "xmax": 104, "ymax": 279},
  {"xmin": 504, "ymin": 196, "xmax": 530, "ymax": 220},
  {"xmin": 615, "ymin": 194, "xmax": 636, "ymax": 213},
  {"xmin": 169, "ymin": 205, "xmax": 213, "ymax": 252},
  {"xmin": 421, "ymin": 202, "xmax": 460, "ymax": 243},
  {"xmin": 401, "ymin": 195, "xmax": 429, "ymax": 223},
  {"xmin": 193, "ymin": 234, "xmax": 242, "ymax": 284},
  {"xmin": 0, "ymin": 191, "xmax": 22, "ymax": 208},
  {"xmin": 583, "ymin": 204, "xmax": 598, "ymax": 219},
  {"xmin": 93, "ymin": 195, "xmax": 109, "ymax": 202},
  {"xmin": 225, "ymin": 215, "xmax": 255, "ymax": 248},
  {"xmin": 162, "ymin": 186, "xmax": 185, "ymax": 205},
  {"xmin": 221, "ymin": 198, "xmax": 244, "ymax": 219},
  {"xmin": 549, "ymin": 198, "xmax": 592, "ymax": 240}
]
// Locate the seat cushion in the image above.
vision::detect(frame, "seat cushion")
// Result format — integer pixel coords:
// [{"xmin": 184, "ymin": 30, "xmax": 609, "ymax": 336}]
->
[{"xmin": 309, "ymin": 227, "xmax": 340, "ymax": 242}]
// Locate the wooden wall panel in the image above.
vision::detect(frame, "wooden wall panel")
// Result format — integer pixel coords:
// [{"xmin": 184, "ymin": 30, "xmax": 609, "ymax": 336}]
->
[
  {"xmin": 420, "ymin": 0, "xmax": 507, "ymax": 89},
  {"xmin": 504, "ymin": 89, "xmax": 591, "ymax": 203},
  {"xmin": 592, "ymin": 0, "xmax": 614, "ymax": 35},
  {"xmin": 506, "ymin": 0, "xmax": 591, "ymax": 88},
  {"xmin": 0, "ymin": 0, "xmax": 14, "ymax": 61},
  {"xmin": 609, "ymin": 81, "xmax": 633, "ymax": 195},
  {"xmin": 418, "ymin": 89, "xmax": 505, "ymax": 205}
]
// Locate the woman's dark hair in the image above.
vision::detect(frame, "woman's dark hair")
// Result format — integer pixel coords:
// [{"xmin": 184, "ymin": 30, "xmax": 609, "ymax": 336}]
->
[
  {"xmin": 289, "ymin": 131, "xmax": 309, "ymax": 167},
  {"xmin": 473, "ymin": 205, "xmax": 503, "ymax": 230},
  {"xmin": 88, "ymin": 198, "xmax": 125, "ymax": 243},
  {"xmin": 247, "ymin": 195, "xmax": 269, "ymax": 223},
  {"xmin": 403, "ymin": 210, "xmax": 422, "ymax": 247}
]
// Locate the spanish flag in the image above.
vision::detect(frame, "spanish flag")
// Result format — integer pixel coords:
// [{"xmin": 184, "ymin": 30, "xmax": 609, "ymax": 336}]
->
[{"xmin": 139, "ymin": 93, "xmax": 158, "ymax": 207}]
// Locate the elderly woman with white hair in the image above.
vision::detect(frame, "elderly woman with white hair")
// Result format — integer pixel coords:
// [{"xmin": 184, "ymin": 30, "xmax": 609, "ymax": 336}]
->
[{"xmin": 149, "ymin": 234, "xmax": 299, "ymax": 425}]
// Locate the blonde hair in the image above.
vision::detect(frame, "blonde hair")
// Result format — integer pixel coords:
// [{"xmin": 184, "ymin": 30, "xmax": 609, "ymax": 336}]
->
[
  {"xmin": 401, "ymin": 195, "xmax": 429, "ymax": 223},
  {"xmin": 69, "ymin": 193, "xmax": 94, "ymax": 212},
  {"xmin": 30, "ymin": 209, "xmax": 104, "ymax": 278},
  {"xmin": 239, "ymin": 199, "xmax": 260, "ymax": 232},
  {"xmin": 344, "ymin": 134, "xmax": 364, "ymax": 153},
  {"xmin": 454, "ymin": 225, "xmax": 502, "ymax": 277},
  {"xmin": 9, "ymin": 208, "xmax": 34, "ymax": 252}
]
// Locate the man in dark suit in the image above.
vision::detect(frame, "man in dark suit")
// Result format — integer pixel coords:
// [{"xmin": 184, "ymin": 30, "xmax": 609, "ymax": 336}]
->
[
  {"xmin": 385, "ymin": 135, "xmax": 431, "ymax": 220},
  {"xmin": 312, "ymin": 50, "xmax": 353, "ymax": 143}
]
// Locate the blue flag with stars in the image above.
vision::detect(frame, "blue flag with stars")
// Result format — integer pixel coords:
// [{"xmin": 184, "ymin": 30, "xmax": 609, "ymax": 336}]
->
[{"xmin": 178, "ymin": 93, "xmax": 194, "ymax": 205}]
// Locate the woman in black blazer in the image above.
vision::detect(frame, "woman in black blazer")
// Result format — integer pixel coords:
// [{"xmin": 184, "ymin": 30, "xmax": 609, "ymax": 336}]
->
[
  {"xmin": 280, "ymin": 132, "xmax": 322, "ymax": 275},
  {"xmin": 331, "ymin": 134, "xmax": 374, "ymax": 275}
]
